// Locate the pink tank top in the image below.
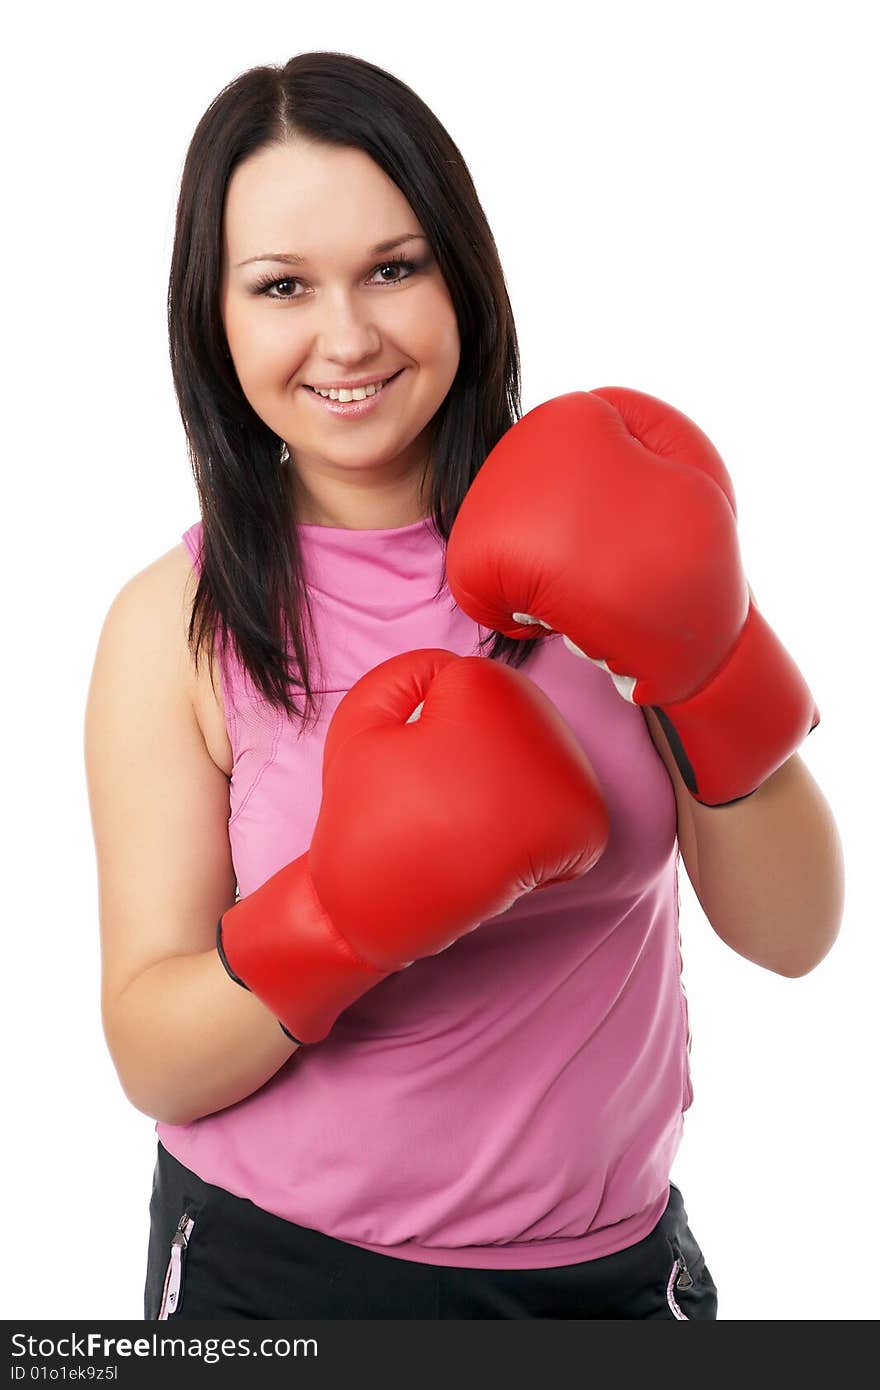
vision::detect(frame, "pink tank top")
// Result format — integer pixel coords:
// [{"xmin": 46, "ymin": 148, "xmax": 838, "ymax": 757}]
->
[{"xmin": 156, "ymin": 515, "xmax": 694, "ymax": 1269}]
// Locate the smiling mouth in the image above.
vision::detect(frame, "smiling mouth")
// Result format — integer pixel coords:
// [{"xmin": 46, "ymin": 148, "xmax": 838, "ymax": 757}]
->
[
  {"xmin": 299, "ymin": 368, "xmax": 409, "ymax": 421},
  {"xmin": 303, "ymin": 369, "xmax": 405, "ymax": 399}
]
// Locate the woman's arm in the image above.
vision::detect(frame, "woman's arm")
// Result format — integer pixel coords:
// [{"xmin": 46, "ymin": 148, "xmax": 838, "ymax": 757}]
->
[
  {"xmin": 84, "ymin": 549, "xmax": 298, "ymax": 1127},
  {"xmin": 643, "ymin": 707, "xmax": 845, "ymax": 978}
]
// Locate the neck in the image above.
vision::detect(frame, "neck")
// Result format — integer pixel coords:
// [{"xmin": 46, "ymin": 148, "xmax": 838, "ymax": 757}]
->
[{"xmin": 289, "ymin": 464, "xmax": 433, "ymax": 530}]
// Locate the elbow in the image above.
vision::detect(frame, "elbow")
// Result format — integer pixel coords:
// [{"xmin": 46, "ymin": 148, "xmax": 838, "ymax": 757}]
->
[
  {"xmin": 114, "ymin": 1071, "xmax": 188, "ymax": 1128},
  {"xmin": 102, "ymin": 995, "xmax": 198, "ymax": 1126},
  {"xmin": 103, "ymin": 1022, "xmax": 188, "ymax": 1127},
  {"xmin": 774, "ymin": 958, "xmax": 820, "ymax": 979},
  {"xmin": 769, "ymin": 923, "xmax": 843, "ymax": 979},
  {"xmin": 111, "ymin": 1055, "xmax": 212, "ymax": 1127}
]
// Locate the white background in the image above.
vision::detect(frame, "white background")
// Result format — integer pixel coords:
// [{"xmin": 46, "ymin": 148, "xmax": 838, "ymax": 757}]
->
[{"xmin": 3, "ymin": 0, "xmax": 876, "ymax": 1321}]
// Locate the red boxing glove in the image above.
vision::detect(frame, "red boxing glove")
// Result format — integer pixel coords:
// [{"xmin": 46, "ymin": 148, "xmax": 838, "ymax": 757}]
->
[
  {"xmin": 218, "ymin": 647, "xmax": 609, "ymax": 1043},
  {"xmin": 445, "ymin": 387, "xmax": 820, "ymax": 807}
]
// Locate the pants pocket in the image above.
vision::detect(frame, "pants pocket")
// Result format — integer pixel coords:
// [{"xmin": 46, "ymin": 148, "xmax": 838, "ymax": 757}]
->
[
  {"xmin": 658, "ymin": 1184, "xmax": 718, "ymax": 1320},
  {"xmin": 144, "ymin": 1145, "xmax": 210, "ymax": 1320},
  {"xmin": 662, "ymin": 1233, "xmax": 718, "ymax": 1319}
]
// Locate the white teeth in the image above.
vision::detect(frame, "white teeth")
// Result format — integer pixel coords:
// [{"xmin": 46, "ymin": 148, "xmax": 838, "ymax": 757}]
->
[{"xmin": 309, "ymin": 376, "xmax": 391, "ymax": 401}]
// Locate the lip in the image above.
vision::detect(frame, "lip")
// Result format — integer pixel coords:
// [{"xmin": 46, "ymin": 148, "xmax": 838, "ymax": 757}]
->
[
  {"xmin": 301, "ymin": 369, "xmax": 406, "ymax": 420},
  {"xmin": 306, "ymin": 370, "xmax": 402, "ymax": 391}
]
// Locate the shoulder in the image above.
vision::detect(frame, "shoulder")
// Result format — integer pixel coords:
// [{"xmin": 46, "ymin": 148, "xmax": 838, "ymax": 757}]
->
[{"xmin": 99, "ymin": 540, "xmax": 203, "ymax": 706}]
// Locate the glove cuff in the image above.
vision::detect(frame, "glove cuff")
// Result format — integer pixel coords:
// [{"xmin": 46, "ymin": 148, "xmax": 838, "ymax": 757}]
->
[
  {"xmin": 217, "ymin": 852, "xmax": 394, "ymax": 1043},
  {"xmin": 654, "ymin": 598, "xmax": 820, "ymax": 807}
]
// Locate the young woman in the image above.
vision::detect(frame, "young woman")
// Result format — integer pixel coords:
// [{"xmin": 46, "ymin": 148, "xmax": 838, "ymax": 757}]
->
[{"xmin": 84, "ymin": 50, "xmax": 841, "ymax": 1320}]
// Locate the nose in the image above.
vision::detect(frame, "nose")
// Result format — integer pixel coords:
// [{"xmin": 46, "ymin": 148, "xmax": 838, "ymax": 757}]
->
[{"xmin": 314, "ymin": 291, "xmax": 383, "ymax": 361}]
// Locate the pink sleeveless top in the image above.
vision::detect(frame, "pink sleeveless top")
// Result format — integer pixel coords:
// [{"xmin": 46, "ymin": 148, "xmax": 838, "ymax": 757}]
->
[{"xmin": 156, "ymin": 515, "xmax": 694, "ymax": 1269}]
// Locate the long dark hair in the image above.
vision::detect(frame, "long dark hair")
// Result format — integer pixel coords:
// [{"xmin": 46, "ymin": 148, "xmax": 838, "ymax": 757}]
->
[{"xmin": 169, "ymin": 50, "xmax": 546, "ymax": 729}]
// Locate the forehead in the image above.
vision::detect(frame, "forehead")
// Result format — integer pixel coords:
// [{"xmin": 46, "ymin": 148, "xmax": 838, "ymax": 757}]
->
[{"xmin": 222, "ymin": 141, "xmax": 418, "ymax": 257}]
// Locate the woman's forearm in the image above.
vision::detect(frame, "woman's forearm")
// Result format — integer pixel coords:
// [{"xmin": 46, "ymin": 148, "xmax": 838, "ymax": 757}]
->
[{"xmin": 103, "ymin": 947, "xmax": 300, "ymax": 1125}]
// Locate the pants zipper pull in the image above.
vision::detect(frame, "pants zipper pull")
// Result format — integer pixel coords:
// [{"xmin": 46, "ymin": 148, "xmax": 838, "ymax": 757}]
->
[
  {"xmin": 158, "ymin": 1211, "xmax": 194, "ymax": 1319},
  {"xmin": 671, "ymin": 1237, "xmax": 694, "ymax": 1289}
]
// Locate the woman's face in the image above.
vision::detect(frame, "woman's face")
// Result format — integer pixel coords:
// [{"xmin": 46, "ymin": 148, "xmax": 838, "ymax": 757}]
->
[{"xmin": 220, "ymin": 139, "xmax": 461, "ymax": 514}]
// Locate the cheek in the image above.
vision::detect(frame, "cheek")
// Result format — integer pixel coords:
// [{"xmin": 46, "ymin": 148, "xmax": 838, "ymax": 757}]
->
[
  {"xmin": 402, "ymin": 291, "xmax": 460, "ymax": 366},
  {"xmin": 225, "ymin": 301, "xmax": 297, "ymax": 377},
  {"xmin": 244, "ymin": 325, "xmax": 300, "ymax": 377},
  {"xmin": 435, "ymin": 316, "xmax": 461, "ymax": 366}
]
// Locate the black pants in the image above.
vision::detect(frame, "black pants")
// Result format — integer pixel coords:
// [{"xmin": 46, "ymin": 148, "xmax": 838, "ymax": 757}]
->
[{"xmin": 144, "ymin": 1141, "xmax": 718, "ymax": 1319}]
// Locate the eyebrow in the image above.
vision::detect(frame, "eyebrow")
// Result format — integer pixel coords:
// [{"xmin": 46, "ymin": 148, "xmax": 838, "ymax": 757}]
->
[{"xmin": 236, "ymin": 233, "xmax": 427, "ymax": 268}]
